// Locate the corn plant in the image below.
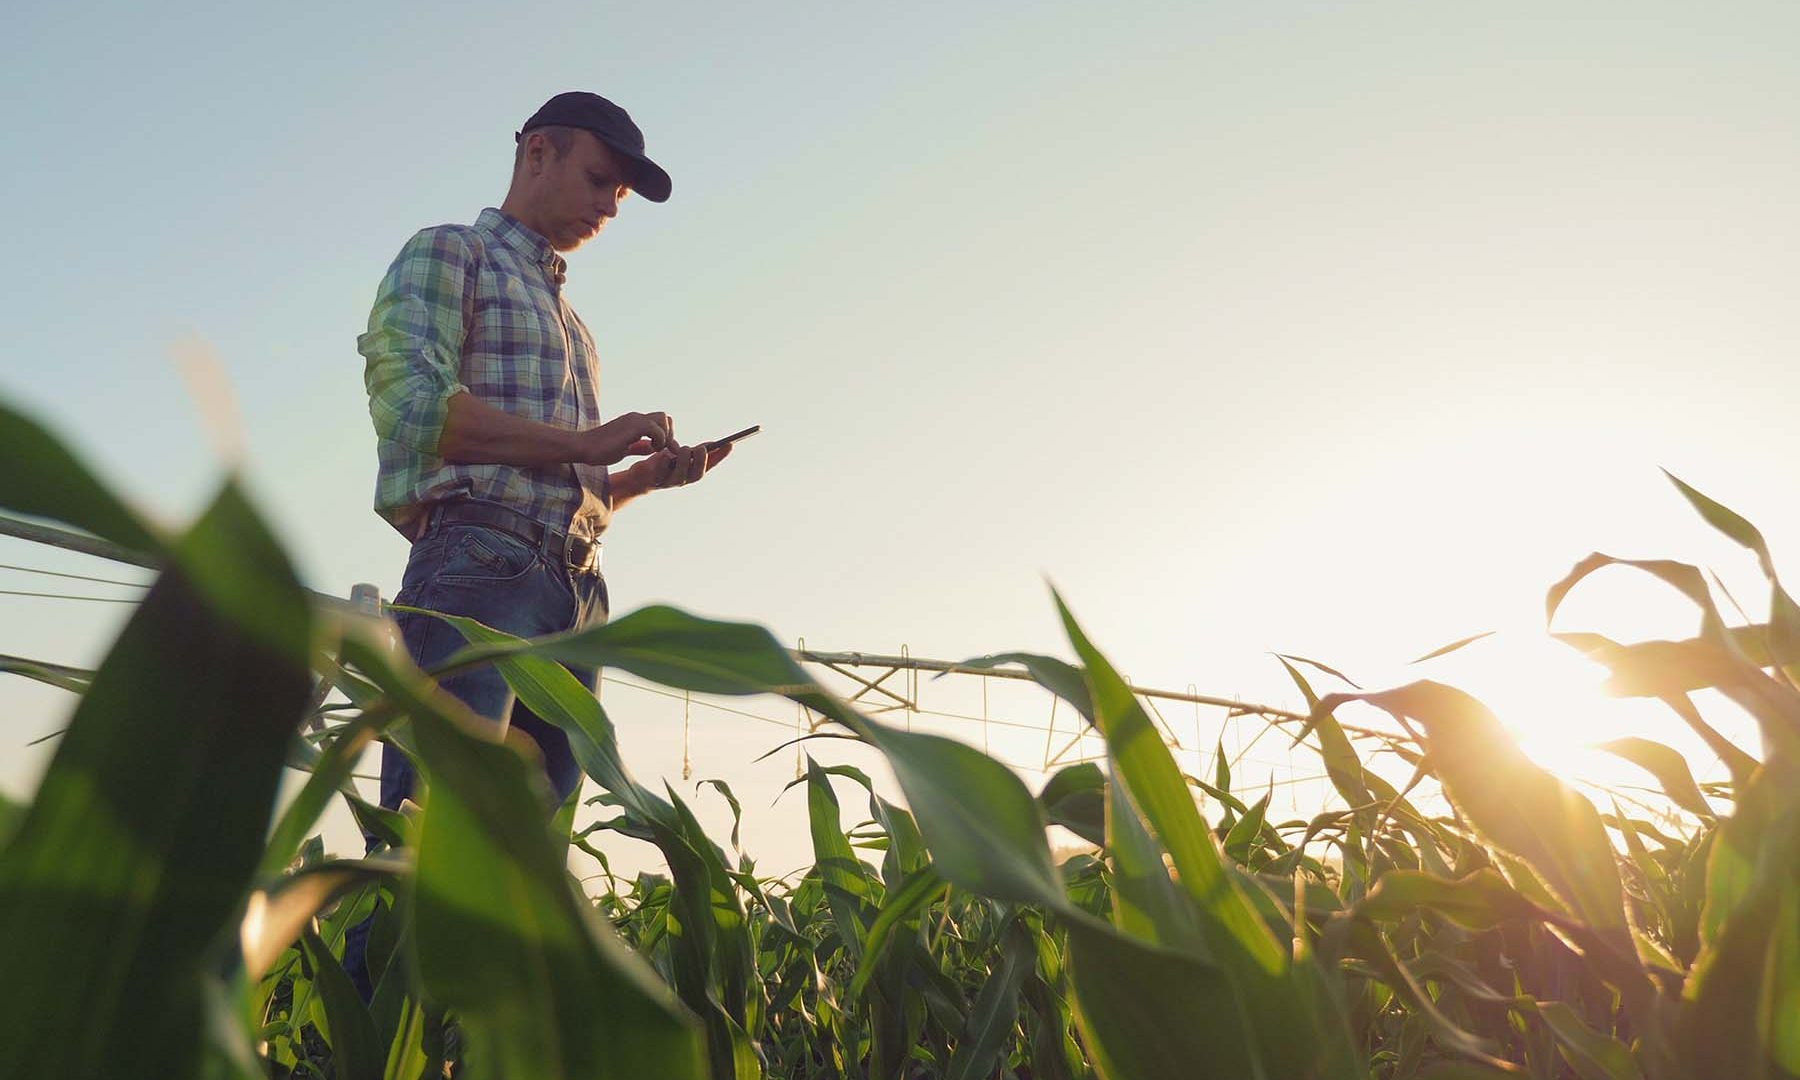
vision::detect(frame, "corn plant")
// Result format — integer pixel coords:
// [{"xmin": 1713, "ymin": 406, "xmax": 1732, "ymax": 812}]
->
[{"xmin": 0, "ymin": 395, "xmax": 1794, "ymax": 1079}]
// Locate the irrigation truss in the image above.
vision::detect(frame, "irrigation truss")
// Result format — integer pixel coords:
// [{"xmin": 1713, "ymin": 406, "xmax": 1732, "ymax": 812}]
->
[{"xmin": 0, "ymin": 512, "xmax": 1356, "ymax": 816}]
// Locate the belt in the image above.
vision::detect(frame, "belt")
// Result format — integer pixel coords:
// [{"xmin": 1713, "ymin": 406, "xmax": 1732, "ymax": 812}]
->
[{"xmin": 427, "ymin": 501, "xmax": 602, "ymax": 574}]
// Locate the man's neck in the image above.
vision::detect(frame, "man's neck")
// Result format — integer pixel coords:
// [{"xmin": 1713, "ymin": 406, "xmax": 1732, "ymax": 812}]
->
[{"xmin": 497, "ymin": 196, "xmax": 549, "ymax": 243}]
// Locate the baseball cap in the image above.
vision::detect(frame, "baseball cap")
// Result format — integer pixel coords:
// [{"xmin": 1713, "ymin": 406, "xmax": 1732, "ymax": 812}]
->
[{"xmin": 517, "ymin": 91, "xmax": 672, "ymax": 203}]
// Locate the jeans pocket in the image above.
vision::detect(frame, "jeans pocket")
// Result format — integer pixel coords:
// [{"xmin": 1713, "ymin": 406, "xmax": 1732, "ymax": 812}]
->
[{"xmin": 434, "ymin": 525, "xmax": 540, "ymax": 586}]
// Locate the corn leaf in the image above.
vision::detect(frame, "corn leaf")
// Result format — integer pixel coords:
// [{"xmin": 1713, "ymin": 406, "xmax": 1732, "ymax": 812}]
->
[
  {"xmin": 0, "ymin": 401, "xmax": 162, "ymax": 555},
  {"xmin": 1039, "ymin": 762, "xmax": 1106, "ymax": 847},
  {"xmin": 1352, "ymin": 868, "xmax": 1550, "ymax": 930},
  {"xmin": 945, "ymin": 917, "xmax": 1036, "ymax": 1080},
  {"xmin": 1063, "ymin": 918, "xmax": 1265, "ymax": 1080},
  {"xmin": 1316, "ymin": 684, "xmax": 1631, "ymax": 940},
  {"xmin": 341, "ymin": 641, "xmax": 707, "ymax": 1080},
  {"xmin": 1058, "ymin": 591, "xmax": 1366, "ymax": 1080},
  {"xmin": 1595, "ymin": 737, "xmax": 1714, "ymax": 820},
  {"xmin": 1531, "ymin": 1000, "xmax": 1643, "ymax": 1080},
  {"xmin": 0, "ymin": 484, "xmax": 310, "ymax": 1079},
  {"xmin": 301, "ymin": 928, "xmax": 383, "ymax": 1080}
]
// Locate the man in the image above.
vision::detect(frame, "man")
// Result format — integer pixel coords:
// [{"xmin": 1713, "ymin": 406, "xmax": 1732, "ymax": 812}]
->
[
  {"xmin": 345, "ymin": 92, "xmax": 726, "ymax": 995},
  {"xmin": 353, "ymin": 91, "xmax": 726, "ymax": 896}
]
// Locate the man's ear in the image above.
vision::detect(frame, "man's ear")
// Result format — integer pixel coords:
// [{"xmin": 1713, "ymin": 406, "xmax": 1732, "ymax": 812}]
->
[{"xmin": 519, "ymin": 131, "xmax": 546, "ymax": 177}]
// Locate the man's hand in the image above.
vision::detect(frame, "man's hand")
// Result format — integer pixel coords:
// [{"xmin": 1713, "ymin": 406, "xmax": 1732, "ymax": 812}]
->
[
  {"xmin": 637, "ymin": 441, "xmax": 732, "ymax": 490},
  {"xmin": 437, "ymin": 397, "xmax": 676, "ymax": 469},
  {"xmin": 611, "ymin": 441, "xmax": 732, "ymax": 508},
  {"xmin": 577, "ymin": 411, "xmax": 675, "ymax": 466}
]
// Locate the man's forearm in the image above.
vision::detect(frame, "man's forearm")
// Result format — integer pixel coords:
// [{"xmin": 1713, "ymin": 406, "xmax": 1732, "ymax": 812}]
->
[
  {"xmin": 436, "ymin": 391, "xmax": 584, "ymax": 467},
  {"xmin": 607, "ymin": 466, "xmax": 653, "ymax": 511}
]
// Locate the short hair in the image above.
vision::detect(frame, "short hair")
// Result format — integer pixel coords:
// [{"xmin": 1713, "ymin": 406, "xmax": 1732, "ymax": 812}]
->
[{"xmin": 513, "ymin": 125, "xmax": 579, "ymax": 171}]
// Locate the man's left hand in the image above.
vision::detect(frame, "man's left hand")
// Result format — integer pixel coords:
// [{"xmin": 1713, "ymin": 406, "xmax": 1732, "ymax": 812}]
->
[{"xmin": 630, "ymin": 441, "xmax": 732, "ymax": 492}]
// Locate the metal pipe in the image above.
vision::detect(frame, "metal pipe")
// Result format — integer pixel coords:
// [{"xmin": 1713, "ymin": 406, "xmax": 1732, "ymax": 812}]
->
[
  {"xmin": 0, "ymin": 514, "xmax": 159, "ymax": 570},
  {"xmin": 0, "ymin": 512, "xmax": 374, "ymax": 621},
  {"xmin": 794, "ymin": 648, "xmax": 1309, "ymax": 722}
]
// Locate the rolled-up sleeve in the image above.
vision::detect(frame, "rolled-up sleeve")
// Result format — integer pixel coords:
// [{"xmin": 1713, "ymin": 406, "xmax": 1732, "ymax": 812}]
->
[{"xmin": 358, "ymin": 228, "xmax": 475, "ymax": 455}]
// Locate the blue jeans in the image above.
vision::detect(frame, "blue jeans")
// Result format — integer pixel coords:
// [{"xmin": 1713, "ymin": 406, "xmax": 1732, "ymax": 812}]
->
[
  {"xmin": 377, "ymin": 510, "xmax": 609, "ymax": 809},
  {"xmin": 346, "ymin": 504, "xmax": 609, "ymax": 996}
]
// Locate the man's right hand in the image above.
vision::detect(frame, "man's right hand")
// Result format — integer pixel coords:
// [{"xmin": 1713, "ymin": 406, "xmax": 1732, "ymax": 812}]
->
[
  {"xmin": 577, "ymin": 411, "xmax": 674, "ymax": 465},
  {"xmin": 434, "ymin": 393, "xmax": 675, "ymax": 470}
]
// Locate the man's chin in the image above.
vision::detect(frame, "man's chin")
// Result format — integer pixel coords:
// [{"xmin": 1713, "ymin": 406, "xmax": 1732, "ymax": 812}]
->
[{"xmin": 554, "ymin": 227, "xmax": 603, "ymax": 253}]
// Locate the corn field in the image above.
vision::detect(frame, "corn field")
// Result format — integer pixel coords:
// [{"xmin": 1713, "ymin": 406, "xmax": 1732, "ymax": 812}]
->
[{"xmin": 0, "ymin": 397, "xmax": 1795, "ymax": 1080}]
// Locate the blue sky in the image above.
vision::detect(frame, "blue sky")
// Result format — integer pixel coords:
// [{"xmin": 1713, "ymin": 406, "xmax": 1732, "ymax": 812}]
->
[{"xmin": 6, "ymin": 0, "xmax": 1800, "ymax": 871}]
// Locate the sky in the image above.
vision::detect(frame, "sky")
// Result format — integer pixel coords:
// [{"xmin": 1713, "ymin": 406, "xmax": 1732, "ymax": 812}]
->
[{"xmin": 5, "ymin": 0, "xmax": 1800, "ymax": 875}]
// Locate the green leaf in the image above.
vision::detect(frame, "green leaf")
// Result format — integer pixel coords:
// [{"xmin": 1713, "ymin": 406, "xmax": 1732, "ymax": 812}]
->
[
  {"xmin": 408, "ymin": 608, "xmax": 764, "ymax": 1080},
  {"xmin": 1222, "ymin": 788, "xmax": 1273, "ymax": 864},
  {"xmin": 1057, "ymin": 591, "xmax": 1365, "ymax": 1080},
  {"xmin": 1064, "ymin": 917, "xmax": 1266, "ymax": 1080},
  {"xmin": 1410, "ymin": 631, "xmax": 1496, "ymax": 665},
  {"xmin": 697, "ymin": 778, "xmax": 745, "ymax": 851},
  {"xmin": 242, "ymin": 854, "xmax": 408, "ymax": 980},
  {"xmin": 1664, "ymin": 471, "xmax": 1800, "ymax": 675},
  {"xmin": 346, "ymin": 642, "xmax": 707, "ymax": 1080},
  {"xmin": 1763, "ymin": 879, "xmax": 1800, "ymax": 1076},
  {"xmin": 378, "ymin": 991, "xmax": 436, "ymax": 1080},
  {"xmin": 1681, "ymin": 761, "xmax": 1800, "ymax": 1079},
  {"xmin": 1326, "ymin": 919, "xmax": 1512, "ymax": 1071},
  {"xmin": 1548, "ymin": 553, "xmax": 1800, "ymax": 754},
  {"xmin": 1107, "ymin": 757, "xmax": 1209, "ymax": 955},
  {"xmin": 848, "ymin": 865, "xmax": 946, "ymax": 999},
  {"xmin": 1039, "ymin": 762, "xmax": 1105, "ymax": 847},
  {"xmin": 1315, "ymin": 683, "xmax": 1636, "ymax": 951},
  {"xmin": 806, "ymin": 755, "xmax": 873, "ymax": 961},
  {"xmin": 863, "ymin": 724, "xmax": 1070, "ymax": 904},
  {"xmin": 0, "ymin": 483, "xmax": 311, "ymax": 1079},
  {"xmin": 1277, "ymin": 658, "xmax": 1373, "ymax": 807},
  {"xmin": 301, "ymin": 929, "xmax": 384, "ymax": 1080},
  {"xmin": 945, "ymin": 917, "xmax": 1036, "ymax": 1080},
  {"xmin": 868, "ymin": 788, "xmax": 928, "ymax": 880},
  {"xmin": 956, "ymin": 652, "xmax": 1095, "ymax": 721},
  {"xmin": 0, "ymin": 401, "xmax": 163, "ymax": 555},
  {"xmin": 259, "ymin": 715, "xmax": 390, "ymax": 881},
  {"xmin": 1273, "ymin": 652, "xmax": 1362, "ymax": 689},
  {"xmin": 1595, "ymin": 737, "xmax": 1715, "ymax": 820},
  {"xmin": 1352, "ymin": 868, "xmax": 1550, "ymax": 930},
  {"xmin": 1551, "ymin": 638, "xmax": 1760, "ymax": 788},
  {"xmin": 440, "ymin": 603, "xmax": 1072, "ymax": 905},
  {"xmin": 1531, "ymin": 1000, "xmax": 1643, "ymax": 1080},
  {"xmin": 395, "ymin": 605, "xmax": 658, "ymax": 818},
  {"xmin": 1057, "ymin": 593, "xmax": 1286, "ymax": 973},
  {"xmin": 207, "ymin": 980, "xmax": 270, "ymax": 1080},
  {"xmin": 0, "ymin": 793, "xmax": 20, "ymax": 851},
  {"xmin": 435, "ymin": 603, "xmax": 814, "ymax": 698}
]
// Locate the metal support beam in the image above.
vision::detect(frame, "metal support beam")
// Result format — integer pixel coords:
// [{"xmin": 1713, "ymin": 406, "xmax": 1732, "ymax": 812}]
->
[
  {"xmin": 0, "ymin": 513, "xmax": 158, "ymax": 570},
  {"xmin": 795, "ymin": 648, "xmax": 1307, "ymax": 722},
  {"xmin": 0, "ymin": 512, "xmax": 381, "ymax": 621}
]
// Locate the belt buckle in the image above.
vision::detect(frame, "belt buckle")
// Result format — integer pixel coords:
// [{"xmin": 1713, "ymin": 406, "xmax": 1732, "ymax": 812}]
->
[{"xmin": 562, "ymin": 530, "xmax": 598, "ymax": 573}]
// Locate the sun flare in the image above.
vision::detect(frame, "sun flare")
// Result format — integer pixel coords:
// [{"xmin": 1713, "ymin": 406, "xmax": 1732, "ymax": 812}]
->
[{"xmin": 1416, "ymin": 626, "xmax": 1737, "ymax": 818}]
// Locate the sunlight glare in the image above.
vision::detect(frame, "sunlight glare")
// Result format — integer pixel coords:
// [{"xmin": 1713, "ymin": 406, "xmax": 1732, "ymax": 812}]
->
[{"xmin": 1421, "ymin": 626, "xmax": 1727, "ymax": 828}]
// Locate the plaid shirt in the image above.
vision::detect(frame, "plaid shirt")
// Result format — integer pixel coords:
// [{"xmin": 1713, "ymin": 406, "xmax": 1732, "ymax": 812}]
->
[{"xmin": 359, "ymin": 207, "xmax": 611, "ymax": 540}]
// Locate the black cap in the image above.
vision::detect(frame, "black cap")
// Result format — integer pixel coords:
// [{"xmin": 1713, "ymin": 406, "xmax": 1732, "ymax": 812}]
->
[{"xmin": 517, "ymin": 91, "xmax": 672, "ymax": 203}]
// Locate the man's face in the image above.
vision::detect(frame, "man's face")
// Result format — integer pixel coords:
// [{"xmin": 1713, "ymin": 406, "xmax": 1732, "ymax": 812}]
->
[{"xmin": 531, "ymin": 130, "xmax": 634, "ymax": 252}]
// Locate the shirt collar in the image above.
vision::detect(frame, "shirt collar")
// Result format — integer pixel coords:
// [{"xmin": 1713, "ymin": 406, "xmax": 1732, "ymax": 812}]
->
[{"xmin": 476, "ymin": 207, "xmax": 568, "ymax": 283}]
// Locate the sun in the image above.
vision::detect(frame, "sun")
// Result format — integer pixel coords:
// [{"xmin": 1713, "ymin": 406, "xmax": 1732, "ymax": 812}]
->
[{"xmin": 1415, "ymin": 625, "xmax": 1738, "ymax": 816}]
